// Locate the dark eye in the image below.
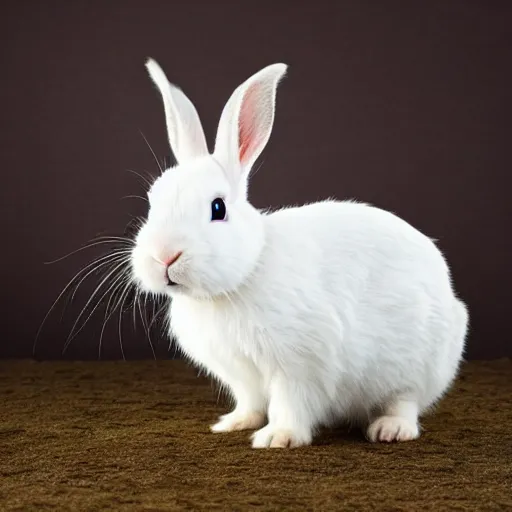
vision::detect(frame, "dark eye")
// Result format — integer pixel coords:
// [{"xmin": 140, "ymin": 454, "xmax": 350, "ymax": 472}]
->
[{"xmin": 211, "ymin": 197, "xmax": 226, "ymax": 221}]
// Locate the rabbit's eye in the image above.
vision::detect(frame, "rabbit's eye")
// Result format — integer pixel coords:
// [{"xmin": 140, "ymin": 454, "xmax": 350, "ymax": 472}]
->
[{"xmin": 211, "ymin": 198, "xmax": 226, "ymax": 221}]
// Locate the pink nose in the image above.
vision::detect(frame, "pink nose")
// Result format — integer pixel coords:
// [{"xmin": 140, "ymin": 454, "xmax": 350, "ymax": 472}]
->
[{"xmin": 164, "ymin": 251, "xmax": 182, "ymax": 268}]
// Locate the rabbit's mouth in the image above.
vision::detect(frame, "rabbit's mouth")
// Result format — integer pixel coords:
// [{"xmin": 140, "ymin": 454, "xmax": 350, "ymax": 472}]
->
[
  {"xmin": 165, "ymin": 277, "xmax": 179, "ymax": 287},
  {"xmin": 165, "ymin": 272, "xmax": 184, "ymax": 290}
]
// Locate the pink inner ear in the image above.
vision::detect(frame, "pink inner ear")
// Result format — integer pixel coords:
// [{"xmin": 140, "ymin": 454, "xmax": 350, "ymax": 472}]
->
[{"xmin": 238, "ymin": 82, "xmax": 262, "ymax": 166}]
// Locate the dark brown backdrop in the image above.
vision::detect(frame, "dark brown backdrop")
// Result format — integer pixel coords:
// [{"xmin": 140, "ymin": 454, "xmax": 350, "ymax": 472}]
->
[{"xmin": 1, "ymin": 1, "xmax": 510, "ymax": 360}]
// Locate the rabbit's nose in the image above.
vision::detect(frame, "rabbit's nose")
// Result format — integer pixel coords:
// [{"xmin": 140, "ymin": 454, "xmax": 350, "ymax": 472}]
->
[
  {"xmin": 164, "ymin": 251, "xmax": 182, "ymax": 286},
  {"xmin": 164, "ymin": 251, "xmax": 182, "ymax": 268}
]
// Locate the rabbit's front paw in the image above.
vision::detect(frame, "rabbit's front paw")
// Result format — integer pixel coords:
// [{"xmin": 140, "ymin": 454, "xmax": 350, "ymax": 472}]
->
[
  {"xmin": 210, "ymin": 410, "xmax": 265, "ymax": 433},
  {"xmin": 367, "ymin": 416, "xmax": 420, "ymax": 443},
  {"xmin": 251, "ymin": 425, "xmax": 312, "ymax": 449}
]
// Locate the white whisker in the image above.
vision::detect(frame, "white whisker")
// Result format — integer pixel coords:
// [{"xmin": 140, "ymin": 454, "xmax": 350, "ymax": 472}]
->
[
  {"xmin": 44, "ymin": 239, "xmax": 132, "ymax": 265},
  {"xmin": 117, "ymin": 281, "xmax": 135, "ymax": 361},
  {"xmin": 59, "ymin": 253, "xmax": 129, "ymax": 323},
  {"xmin": 63, "ymin": 263, "xmax": 132, "ymax": 351},
  {"xmin": 33, "ymin": 250, "xmax": 131, "ymax": 356},
  {"xmin": 121, "ymin": 195, "xmax": 148, "ymax": 203},
  {"xmin": 139, "ymin": 130, "xmax": 164, "ymax": 175},
  {"xmin": 98, "ymin": 275, "xmax": 135, "ymax": 359},
  {"xmin": 126, "ymin": 169, "xmax": 152, "ymax": 190},
  {"xmin": 69, "ymin": 251, "xmax": 132, "ymax": 304},
  {"xmin": 132, "ymin": 288, "xmax": 139, "ymax": 331},
  {"xmin": 138, "ymin": 293, "xmax": 156, "ymax": 360},
  {"xmin": 63, "ymin": 258, "xmax": 132, "ymax": 353},
  {"xmin": 98, "ymin": 283, "xmax": 118, "ymax": 360}
]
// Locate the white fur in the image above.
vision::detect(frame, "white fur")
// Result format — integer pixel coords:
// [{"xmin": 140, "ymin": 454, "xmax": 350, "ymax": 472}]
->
[{"xmin": 131, "ymin": 59, "xmax": 469, "ymax": 448}]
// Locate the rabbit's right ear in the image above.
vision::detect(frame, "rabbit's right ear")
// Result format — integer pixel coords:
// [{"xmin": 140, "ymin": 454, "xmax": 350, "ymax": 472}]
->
[{"xmin": 145, "ymin": 58, "xmax": 208, "ymax": 165}]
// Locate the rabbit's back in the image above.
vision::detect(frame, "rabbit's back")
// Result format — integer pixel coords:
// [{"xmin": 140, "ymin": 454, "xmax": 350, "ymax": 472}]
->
[{"xmin": 258, "ymin": 200, "xmax": 467, "ymax": 413}]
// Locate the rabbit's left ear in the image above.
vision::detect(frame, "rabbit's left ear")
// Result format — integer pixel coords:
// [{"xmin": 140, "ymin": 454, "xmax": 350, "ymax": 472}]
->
[
  {"xmin": 146, "ymin": 58, "xmax": 209, "ymax": 164},
  {"xmin": 214, "ymin": 63, "xmax": 287, "ymax": 183}
]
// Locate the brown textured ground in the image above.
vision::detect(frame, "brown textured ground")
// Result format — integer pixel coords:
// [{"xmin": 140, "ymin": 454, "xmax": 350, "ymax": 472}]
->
[{"xmin": 1, "ymin": 359, "xmax": 511, "ymax": 511}]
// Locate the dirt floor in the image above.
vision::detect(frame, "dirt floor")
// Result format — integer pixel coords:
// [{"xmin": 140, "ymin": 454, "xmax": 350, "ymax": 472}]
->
[{"xmin": 1, "ymin": 358, "xmax": 511, "ymax": 511}]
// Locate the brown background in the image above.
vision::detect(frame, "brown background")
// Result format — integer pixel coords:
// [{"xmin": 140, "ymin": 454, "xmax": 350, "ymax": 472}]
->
[{"xmin": 1, "ymin": 1, "xmax": 510, "ymax": 360}]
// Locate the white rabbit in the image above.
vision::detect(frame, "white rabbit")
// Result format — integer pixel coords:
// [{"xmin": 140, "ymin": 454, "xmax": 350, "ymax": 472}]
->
[{"xmin": 131, "ymin": 58, "xmax": 469, "ymax": 448}]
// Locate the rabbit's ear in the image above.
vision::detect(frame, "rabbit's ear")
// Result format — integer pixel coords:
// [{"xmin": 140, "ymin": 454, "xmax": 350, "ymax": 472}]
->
[
  {"xmin": 214, "ymin": 63, "xmax": 287, "ymax": 183},
  {"xmin": 146, "ymin": 58, "xmax": 208, "ymax": 164}
]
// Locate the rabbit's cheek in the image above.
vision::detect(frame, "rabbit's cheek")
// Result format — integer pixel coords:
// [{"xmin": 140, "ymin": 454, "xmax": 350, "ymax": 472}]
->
[{"xmin": 131, "ymin": 246, "xmax": 168, "ymax": 294}]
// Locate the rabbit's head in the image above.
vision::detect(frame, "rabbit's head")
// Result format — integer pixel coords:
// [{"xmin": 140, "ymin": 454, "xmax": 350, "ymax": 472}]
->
[{"xmin": 131, "ymin": 59, "xmax": 287, "ymax": 299}]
